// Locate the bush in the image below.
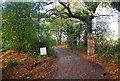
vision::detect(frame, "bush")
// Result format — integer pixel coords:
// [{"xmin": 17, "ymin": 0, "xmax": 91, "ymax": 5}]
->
[
  {"xmin": 47, "ymin": 47, "xmax": 54, "ymax": 56},
  {"xmin": 95, "ymin": 39, "xmax": 120, "ymax": 64}
]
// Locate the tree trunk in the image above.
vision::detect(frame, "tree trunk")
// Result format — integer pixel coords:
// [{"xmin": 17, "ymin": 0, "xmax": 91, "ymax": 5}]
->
[{"xmin": 84, "ymin": 21, "xmax": 92, "ymax": 47}]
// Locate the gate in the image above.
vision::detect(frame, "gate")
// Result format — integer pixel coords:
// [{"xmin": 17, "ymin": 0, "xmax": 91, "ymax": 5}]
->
[{"xmin": 87, "ymin": 34, "xmax": 95, "ymax": 55}]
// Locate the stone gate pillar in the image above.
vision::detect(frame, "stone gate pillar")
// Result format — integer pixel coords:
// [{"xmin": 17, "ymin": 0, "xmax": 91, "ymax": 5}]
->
[{"xmin": 87, "ymin": 34, "xmax": 95, "ymax": 55}]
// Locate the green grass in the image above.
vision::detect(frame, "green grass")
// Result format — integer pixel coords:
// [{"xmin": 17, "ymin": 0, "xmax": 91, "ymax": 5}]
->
[
  {"xmin": 65, "ymin": 45, "xmax": 87, "ymax": 51},
  {"xmin": 35, "ymin": 55, "xmax": 41, "ymax": 58},
  {"xmin": 66, "ymin": 46, "xmax": 80, "ymax": 50},
  {"xmin": 27, "ymin": 53, "xmax": 34, "ymax": 56},
  {"xmin": 42, "ymin": 55, "xmax": 49, "ymax": 59}
]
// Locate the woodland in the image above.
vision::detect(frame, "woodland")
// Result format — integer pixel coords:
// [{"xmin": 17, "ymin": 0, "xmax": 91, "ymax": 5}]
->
[{"xmin": 1, "ymin": 1, "xmax": 120, "ymax": 79}]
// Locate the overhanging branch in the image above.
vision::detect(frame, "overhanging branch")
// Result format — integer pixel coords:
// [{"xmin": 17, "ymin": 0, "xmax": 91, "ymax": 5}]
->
[{"xmin": 94, "ymin": 15, "xmax": 115, "ymax": 17}]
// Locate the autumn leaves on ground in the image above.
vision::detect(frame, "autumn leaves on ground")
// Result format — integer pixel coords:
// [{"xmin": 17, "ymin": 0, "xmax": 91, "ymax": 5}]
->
[{"xmin": 1, "ymin": 45, "xmax": 119, "ymax": 79}]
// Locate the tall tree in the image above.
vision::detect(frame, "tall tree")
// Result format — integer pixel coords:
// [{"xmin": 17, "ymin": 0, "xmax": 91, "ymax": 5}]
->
[
  {"xmin": 2, "ymin": 2, "xmax": 54, "ymax": 52},
  {"xmin": 50, "ymin": 1, "xmax": 100, "ymax": 46}
]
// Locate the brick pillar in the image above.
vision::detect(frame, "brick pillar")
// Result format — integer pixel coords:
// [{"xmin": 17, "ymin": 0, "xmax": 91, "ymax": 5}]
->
[{"xmin": 87, "ymin": 34, "xmax": 95, "ymax": 55}]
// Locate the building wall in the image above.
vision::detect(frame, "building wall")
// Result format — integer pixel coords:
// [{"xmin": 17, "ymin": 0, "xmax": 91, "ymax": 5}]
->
[{"xmin": 93, "ymin": 3, "xmax": 119, "ymax": 40}]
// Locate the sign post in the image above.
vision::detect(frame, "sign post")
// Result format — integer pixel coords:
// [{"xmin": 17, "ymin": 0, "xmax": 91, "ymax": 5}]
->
[{"xmin": 40, "ymin": 47, "xmax": 47, "ymax": 58}]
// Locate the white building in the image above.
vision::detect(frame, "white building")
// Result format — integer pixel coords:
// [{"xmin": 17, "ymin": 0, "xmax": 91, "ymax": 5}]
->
[{"xmin": 93, "ymin": 3, "xmax": 119, "ymax": 40}]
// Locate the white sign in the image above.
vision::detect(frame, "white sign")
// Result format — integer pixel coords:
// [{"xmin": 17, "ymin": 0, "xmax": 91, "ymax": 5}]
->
[{"xmin": 40, "ymin": 47, "xmax": 47, "ymax": 55}]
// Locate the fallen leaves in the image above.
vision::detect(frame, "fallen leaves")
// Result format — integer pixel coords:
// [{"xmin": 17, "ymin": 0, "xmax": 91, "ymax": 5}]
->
[
  {"xmin": 2, "ymin": 50, "xmax": 57, "ymax": 79},
  {"xmin": 2, "ymin": 48, "xmax": 119, "ymax": 79},
  {"xmin": 74, "ymin": 49, "xmax": 120, "ymax": 79},
  {"xmin": 66, "ymin": 48, "xmax": 120, "ymax": 79}
]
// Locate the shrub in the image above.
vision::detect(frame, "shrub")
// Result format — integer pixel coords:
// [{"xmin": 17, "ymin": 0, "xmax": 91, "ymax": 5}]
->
[{"xmin": 95, "ymin": 39, "xmax": 120, "ymax": 64}]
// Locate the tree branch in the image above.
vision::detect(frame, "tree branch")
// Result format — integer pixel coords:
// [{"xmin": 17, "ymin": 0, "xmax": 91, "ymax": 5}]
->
[
  {"xmin": 94, "ymin": 15, "xmax": 115, "ymax": 17},
  {"xmin": 41, "ymin": 2, "xmax": 54, "ymax": 5},
  {"xmin": 59, "ymin": 2, "xmax": 73, "ymax": 17}
]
